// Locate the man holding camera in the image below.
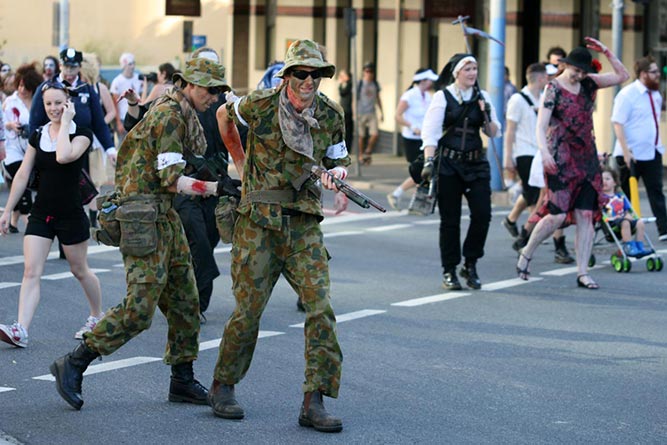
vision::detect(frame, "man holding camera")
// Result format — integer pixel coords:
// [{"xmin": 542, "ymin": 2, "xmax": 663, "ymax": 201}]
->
[{"xmin": 110, "ymin": 52, "xmax": 143, "ymax": 141}]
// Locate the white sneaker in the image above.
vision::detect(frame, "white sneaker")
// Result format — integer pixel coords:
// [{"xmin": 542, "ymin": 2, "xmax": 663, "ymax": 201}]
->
[
  {"xmin": 0, "ymin": 323, "xmax": 28, "ymax": 348},
  {"xmin": 386, "ymin": 193, "xmax": 400, "ymax": 210},
  {"xmin": 74, "ymin": 315, "xmax": 102, "ymax": 340}
]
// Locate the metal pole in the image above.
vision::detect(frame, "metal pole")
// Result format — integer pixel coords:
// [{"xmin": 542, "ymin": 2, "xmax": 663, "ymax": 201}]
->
[
  {"xmin": 392, "ymin": 0, "xmax": 403, "ymax": 157},
  {"xmin": 350, "ymin": 22, "xmax": 361, "ymax": 176},
  {"xmin": 487, "ymin": 0, "xmax": 506, "ymax": 191},
  {"xmin": 611, "ymin": 0, "xmax": 624, "ymax": 149},
  {"xmin": 59, "ymin": 0, "xmax": 69, "ymax": 49}
]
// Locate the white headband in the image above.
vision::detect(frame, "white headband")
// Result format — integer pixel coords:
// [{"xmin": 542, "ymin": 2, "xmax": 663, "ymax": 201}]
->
[
  {"xmin": 452, "ymin": 56, "xmax": 477, "ymax": 79},
  {"xmin": 412, "ymin": 69, "xmax": 438, "ymax": 82}
]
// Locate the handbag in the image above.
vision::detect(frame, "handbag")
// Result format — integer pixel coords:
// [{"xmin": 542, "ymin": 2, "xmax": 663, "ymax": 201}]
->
[{"xmin": 78, "ymin": 169, "xmax": 99, "ymax": 205}]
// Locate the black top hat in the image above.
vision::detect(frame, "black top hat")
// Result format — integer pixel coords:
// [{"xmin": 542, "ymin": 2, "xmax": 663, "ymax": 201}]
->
[
  {"xmin": 59, "ymin": 48, "xmax": 83, "ymax": 66},
  {"xmin": 560, "ymin": 47, "xmax": 595, "ymax": 73}
]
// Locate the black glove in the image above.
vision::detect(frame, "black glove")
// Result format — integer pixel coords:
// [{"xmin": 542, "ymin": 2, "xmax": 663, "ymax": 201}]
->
[
  {"xmin": 217, "ymin": 176, "xmax": 242, "ymax": 198},
  {"xmin": 483, "ymin": 101, "xmax": 491, "ymax": 120},
  {"xmin": 421, "ymin": 158, "xmax": 434, "ymax": 182}
]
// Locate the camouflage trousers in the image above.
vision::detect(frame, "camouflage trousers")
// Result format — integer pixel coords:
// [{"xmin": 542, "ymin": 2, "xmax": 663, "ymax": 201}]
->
[
  {"xmin": 213, "ymin": 213, "xmax": 343, "ymax": 397},
  {"xmin": 85, "ymin": 209, "xmax": 201, "ymax": 365}
]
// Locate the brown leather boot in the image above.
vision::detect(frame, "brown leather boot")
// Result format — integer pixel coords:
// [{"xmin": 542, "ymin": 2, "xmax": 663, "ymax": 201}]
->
[
  {"xmin": 208, "ymin": 380, "xmax": 244, "ymax": 419},
  {"xmin": 298, "ymin": 391, "xmax": 342, "ymax": 433}
]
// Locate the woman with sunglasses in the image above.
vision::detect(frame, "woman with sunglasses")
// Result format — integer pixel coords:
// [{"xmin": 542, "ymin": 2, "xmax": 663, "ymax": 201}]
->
[{"xmin": 0, "ymin": 82, "xmax": 103, "ymax": 348}]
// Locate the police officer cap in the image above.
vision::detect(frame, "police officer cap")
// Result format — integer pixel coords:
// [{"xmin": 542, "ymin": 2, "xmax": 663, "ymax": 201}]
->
[{"xmin": 60, "ymin": 48, "xmax": 83, "ymax": 66}]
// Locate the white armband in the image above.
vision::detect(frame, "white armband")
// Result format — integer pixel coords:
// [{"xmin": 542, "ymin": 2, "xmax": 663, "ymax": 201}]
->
[
  {"xmin": 234, "ymin": 100, "xmax": 249, "ymax": 128},
  {"xmin": 326, "ymin": 141, "xmax": 348, "ymax": 159},
  {"xmin": 157, "ymin": 152, "xmax": 186, "ymax": 171}
]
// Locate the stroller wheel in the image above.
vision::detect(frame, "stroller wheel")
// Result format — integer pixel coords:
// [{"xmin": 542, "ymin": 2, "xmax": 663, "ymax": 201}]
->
[
  {"xmin": 647, "ymin": 257, "xmax": 656, "ymax": 272},
  {"xmin": 588, "ymin": 254, "xmax": 596, "ymax": 268},
  {"xmin": 656, "ymin": 257, "xmax": 664, "ymax": 272},
  {"xmin": 611, "ymin": 254, "xmax": 623, "ymax": 273},
  {"xmin": 622, "ymin": 258, "xmax": 632, "ymax": 273}
]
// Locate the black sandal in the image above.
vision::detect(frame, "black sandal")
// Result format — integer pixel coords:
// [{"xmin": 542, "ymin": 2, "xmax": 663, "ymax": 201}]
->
[
  {"xmin": 576, "ymin": 274, "xmax": 599, "ymax": 290},
  {"xmin": 516, "ymin": 253, "xmax": 531, "ymax": 281}
]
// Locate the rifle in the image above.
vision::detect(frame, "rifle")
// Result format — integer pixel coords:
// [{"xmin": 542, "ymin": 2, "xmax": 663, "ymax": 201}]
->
[
  {"xmin": 185, "ymin": 152, "xmax": 231, "ymax": 181},
  {"xmin": 309, "ymin": 165, "xmax": 386, "ymax": 212}
]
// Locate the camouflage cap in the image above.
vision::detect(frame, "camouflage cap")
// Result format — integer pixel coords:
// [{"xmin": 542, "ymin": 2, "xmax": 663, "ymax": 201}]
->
[
  {"xmin": 275, "ymin": 39, "xmax": 335, "ymax": 79},
  {"xmin": 173, "ymin": 57, "xmax": 231, "ymax": 92}
]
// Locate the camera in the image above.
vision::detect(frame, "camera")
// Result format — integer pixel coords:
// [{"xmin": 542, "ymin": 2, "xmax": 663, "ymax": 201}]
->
[{"xmin": 138, "ymin": 72, "xmax": 158, "ymax": 83}]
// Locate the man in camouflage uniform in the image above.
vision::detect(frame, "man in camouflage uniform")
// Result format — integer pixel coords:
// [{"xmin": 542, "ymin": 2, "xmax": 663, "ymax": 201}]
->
[
  {"xmin": 50, "ymin": 58, "xmax": 234, "ymax": 411},
  {"xmin": 211, "ymin": 39, "xmax": 349, "ymax": 433}
]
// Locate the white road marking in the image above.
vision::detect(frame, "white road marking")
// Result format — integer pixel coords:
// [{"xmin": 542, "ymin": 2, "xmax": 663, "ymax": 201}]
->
[
  {"xmin": 0, "ymin": 282, "xmax": 20, "ymax": 289},
  {"xmin": 289, "ymin": 309, "xmax": 386, "ymax": 328},
  {"xmin": 41, "ymin": 268, "xmax": 110, "ymax": 280},
  {"xmin": 33, "ymin": 356, "xmax": 162, "ymax": 382},
  {"xmin": 413, "ymin": 220, "xmax": 440, "ymax": 225},
  {"xmin": 199, "ymin": 331, "xmax": 284, "ymax": 351},
  {"xmin": 324, "ymin": 230, "xmax": 365, "ymax": 238},
  {"xmin": 392, "ymin": 292, "xmax": 470, "ymax": 307},
  {"xmin": 367, "ymin": 224, "xmax": 413, "ymax": 232},
  {"xmin": 0, "ymin": 387, "xmax": 16, "ymax": 393},
  {"xmin": 481, "ymin": 277, "xmax": 544, "ymax": 291}
]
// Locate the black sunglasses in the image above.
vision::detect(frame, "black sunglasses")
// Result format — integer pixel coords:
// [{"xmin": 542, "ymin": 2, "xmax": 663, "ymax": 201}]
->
[
  {"xmin": 207, "ymin": 86, "xmax": 224, "ymax": 95},
  {"xmin": 290, "ymin": 69, "xmax": 323, "ymax": 80}
]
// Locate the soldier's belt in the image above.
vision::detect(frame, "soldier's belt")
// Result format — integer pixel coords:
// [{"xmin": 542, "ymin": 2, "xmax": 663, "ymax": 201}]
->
[
  {"xmin": 119, "ymin": 193, "xmax": 173, "ymax": 214},
  {"xmin": 442, "ymin": 147, "xmax": 486, "ymax": 162},
  {"xmin": 240, "ymin": 189, "xmax": 307, "ymax": 206}
]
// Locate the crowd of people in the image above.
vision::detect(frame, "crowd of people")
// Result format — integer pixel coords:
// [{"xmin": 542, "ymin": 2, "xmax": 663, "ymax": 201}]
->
[{"xmin": 0, "ymin": 35, "xmax": 665, "ymax": 433}]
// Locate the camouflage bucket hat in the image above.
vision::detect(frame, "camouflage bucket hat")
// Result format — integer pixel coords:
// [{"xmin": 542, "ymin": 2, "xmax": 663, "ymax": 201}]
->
[
  {"xmin": 173, "ymin": 57, "xmax": 231, "ymax": 91},
  {"xmin": 275, "ymin": 39, "xmax": 335, "ymax": 79}
]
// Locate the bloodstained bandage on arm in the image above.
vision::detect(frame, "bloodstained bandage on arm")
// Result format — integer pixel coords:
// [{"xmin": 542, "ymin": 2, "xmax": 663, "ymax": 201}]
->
[{"xmin": 176, "ymin": 176, "xmax": 214, "ymax": 196}]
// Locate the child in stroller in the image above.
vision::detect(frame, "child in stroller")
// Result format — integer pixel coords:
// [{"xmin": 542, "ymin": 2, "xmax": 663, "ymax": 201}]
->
[
  {"xmin": 602, "ymin": 168, "xmax": 653, "ymax": 257},
  {"xmin": 600, "ymin": 168, "xmax": 663, "ymax": 272}
]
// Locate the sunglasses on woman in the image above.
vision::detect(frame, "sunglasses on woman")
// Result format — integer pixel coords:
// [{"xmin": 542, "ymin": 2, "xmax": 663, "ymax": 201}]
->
[
  {"xmin": 41, "ymin": 81, "xmax": 78, "ymax": 98},
  {"xmin": 290, "ymin": 69, "xmax": 324, "ymax": 80},
  {"xmin": 207, "ymin": 86, "xmax": 224, "ymax": 95}
]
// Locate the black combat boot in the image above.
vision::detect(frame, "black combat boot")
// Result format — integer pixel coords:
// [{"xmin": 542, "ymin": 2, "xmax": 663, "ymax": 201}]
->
[
  {"xmin": 169, "ymin": 362, "xmax": 209, "ymax": 405},
  {"xmin": 512, "ymin": 227, "xmax": 529, "ymax": 252},
  {"xmin": 460, "ymin": 261, "xmax": 482, "ymax": 290},
  {"xmin": 208, "ymin": 380, "xmax": 244, "ymax": 419},
  {"xmin": 50, "ymin": 341, "xmax": 100, "ymax": 410},
  {"xmin": 442, "ymin": 269, "xmax": 462, "ymax": 290},
  {"xmin": 298, "ymin": 391, "xmax": 343, "ymax": 433},
  {"xmin": 553, "ymin": 235, "xmax": 575, "ymax": 264}
]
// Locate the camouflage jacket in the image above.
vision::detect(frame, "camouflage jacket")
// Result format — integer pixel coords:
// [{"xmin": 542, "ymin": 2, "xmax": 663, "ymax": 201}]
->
[
  {"xmin": 115, "ymin": 89, "xmax": 205, "ymax": 197},
  {"xmin": 227, "ymin": 85, "xmax": 350, "ymax": 230}
]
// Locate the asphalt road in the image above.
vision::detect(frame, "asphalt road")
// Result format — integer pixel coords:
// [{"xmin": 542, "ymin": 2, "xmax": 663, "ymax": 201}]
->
[{"xmin": 1, "ymin": 186, "xmax": 666, "ymax": 444}]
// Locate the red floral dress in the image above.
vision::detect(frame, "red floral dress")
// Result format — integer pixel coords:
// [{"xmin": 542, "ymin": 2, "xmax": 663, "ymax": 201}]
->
[{"xmin": 535, "ymin": 77, "xmax": 605, "ymax": 224}]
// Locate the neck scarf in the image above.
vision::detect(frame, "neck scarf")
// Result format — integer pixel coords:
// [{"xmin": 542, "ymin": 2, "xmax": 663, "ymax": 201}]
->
[
  {"xmin": 158, "ymin": 87, "xmax": 207, "ymax": 156},
  {"xmin": 278, "ymin": 86, "xmax": 319, "ymax": 159}
]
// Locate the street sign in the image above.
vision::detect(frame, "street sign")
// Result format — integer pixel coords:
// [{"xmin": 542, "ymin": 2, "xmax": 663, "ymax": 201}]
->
[{"xmin": 192, "ymin": 35, "xmax": 207, "ymax": 50}]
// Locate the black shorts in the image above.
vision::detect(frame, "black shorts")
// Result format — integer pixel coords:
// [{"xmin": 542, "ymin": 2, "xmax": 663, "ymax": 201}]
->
[
  {"xmin": 402, "ymin": 137, "xmax": 423, "ymax": 164},
  {"xmin": 25, "ymin": 212, "xmax": 90, "ymax": 245},
  {"xmin": 515, "ymin": 155, "xmax": 540, "ymax": 206},
  {"xmin": 608, "ymin": 217, "xmax": 638, "ymax": 232}
]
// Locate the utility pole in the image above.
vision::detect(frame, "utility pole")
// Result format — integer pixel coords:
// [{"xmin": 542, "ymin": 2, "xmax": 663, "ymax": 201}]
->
[
  {"xmin": 59, "ymin": 0, "xmax": 70, "ymax": 49},
  {"xmin": 487, "ymin": 0, "xmax": 506, "ymax": 191}
]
